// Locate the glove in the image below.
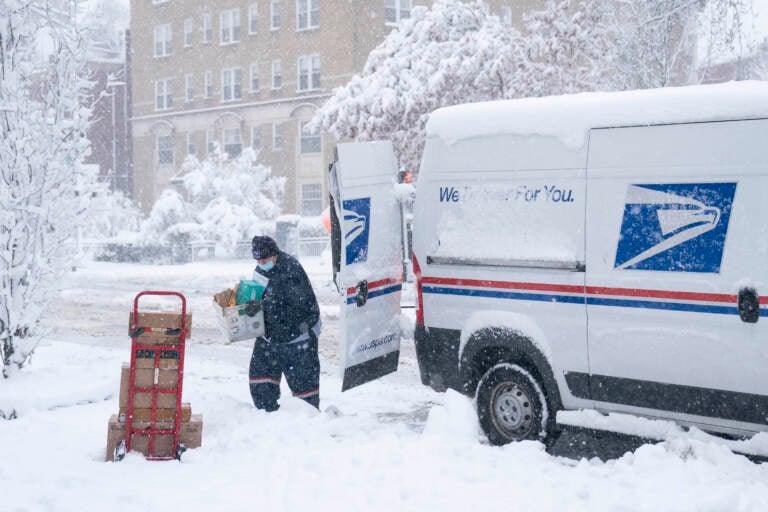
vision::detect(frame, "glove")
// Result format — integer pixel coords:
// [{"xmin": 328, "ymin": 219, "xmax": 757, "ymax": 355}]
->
[{"xmin": 245, "ymin": 300, "xmax": 261, "ymax": 317}]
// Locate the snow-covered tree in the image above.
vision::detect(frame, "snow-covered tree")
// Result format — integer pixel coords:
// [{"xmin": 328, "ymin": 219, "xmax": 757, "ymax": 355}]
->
[
  {"xmin": 81, "ymin": 184, "xmax": 143, "ymax": 240},
  {"xmin": 316, "ymin": 0, "xmax": 753, "ymax": 171},
  {"xmin": 697, "ymin": 0, "xmax": 755, "ymax": 81},
  {"xmin": 0, "ymin": 1, "xmax": 95, "ymax": 375},
  {"xmin": 314, "ymin": 0, "xmax": 524, "ymax": 173},
  {"xmin": 606, "ymin": 0, "xmax": 752, "ymax": 89},
  {"xmin": 142, "ymin": 148, "xmax": 285, "ymax": 252},
  {"xmin": 519, "ymin": 0, "xmax": 617, "ymax": 96},
  {"xmin": 314, "ymin": 0, "xmax": 614, "ymax": 171}
]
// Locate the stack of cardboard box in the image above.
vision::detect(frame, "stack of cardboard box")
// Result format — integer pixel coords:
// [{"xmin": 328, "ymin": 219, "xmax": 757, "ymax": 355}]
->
[{"xmin": 105, "ymin": 310, "xmax": 203, "ymax": 461}]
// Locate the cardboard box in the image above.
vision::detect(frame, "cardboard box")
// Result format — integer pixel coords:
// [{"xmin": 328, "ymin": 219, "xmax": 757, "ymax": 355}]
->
[
  {"xmin": 105, "ymin": 414, "xmax": 127, "ymax": 462},
  {"xmin": 105, "ymin": 413, "xmax": 204, "ymax": 461},
  {"xmin": 119, "ymin": 361, "xmax": 179, "ymax": 408},
  {"xmin": 129, "ymin": 433, "xmax": 176, "ymax": 458},
  {"xmin": 181, "ymin": 414, "xmax": 203, "ymax": 449},
  {"xmin": 213, "ymin": 287, "xmax": 237, "ymax": 308},
  {"xmin": 128, "ymin": 311, "xmax": 193, "ymax": 345},
  {"xmin": 213, "ymin": 300, "xmax": 264, "ymax": 342},
  {"xmin": 119, "ymin": 402, "xmax": 192, "ymax": 423}
]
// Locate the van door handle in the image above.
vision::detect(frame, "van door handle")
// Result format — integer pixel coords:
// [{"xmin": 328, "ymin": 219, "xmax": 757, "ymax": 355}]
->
[
  {"xmin": 738, "ymin": 287, "xmax": 760, "ymax": 323},
  {"xmin": 356, "ymin": 280, "xmax": 368, "ymax": 307}
]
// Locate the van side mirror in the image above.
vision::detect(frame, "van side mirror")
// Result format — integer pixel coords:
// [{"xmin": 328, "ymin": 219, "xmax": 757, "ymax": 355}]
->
[{"xmin": 738, "ymin": 287, "xmax": 759, "ymax": 323}]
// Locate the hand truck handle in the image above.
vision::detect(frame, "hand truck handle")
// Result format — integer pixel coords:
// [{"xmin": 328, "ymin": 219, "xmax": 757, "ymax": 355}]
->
[{"xmin": 132, "ymin": 291, "xmax": 188, "ymax": 334}]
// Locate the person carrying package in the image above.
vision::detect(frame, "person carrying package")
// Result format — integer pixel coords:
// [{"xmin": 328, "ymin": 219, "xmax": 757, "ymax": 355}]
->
[{"xmin": 248, "ymin": 235, "xmax": 322, "ymax": 411}]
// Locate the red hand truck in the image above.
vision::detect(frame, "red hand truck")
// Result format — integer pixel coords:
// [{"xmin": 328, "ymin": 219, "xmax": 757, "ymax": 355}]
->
[{"xmin": 115, "ymin": 291, "xmax": 188, "ymax": 461}]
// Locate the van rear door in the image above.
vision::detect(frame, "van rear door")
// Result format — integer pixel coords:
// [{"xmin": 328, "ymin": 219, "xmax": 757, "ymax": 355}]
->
[{"xmin": 329, "ymin": 141, "xmax": 403, "ymax": 391}]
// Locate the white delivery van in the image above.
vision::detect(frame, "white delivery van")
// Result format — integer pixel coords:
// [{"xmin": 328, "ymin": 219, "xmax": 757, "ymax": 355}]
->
[{"xmin": 328, "ymin": 81, "xmax": 768, "ymax": 446}]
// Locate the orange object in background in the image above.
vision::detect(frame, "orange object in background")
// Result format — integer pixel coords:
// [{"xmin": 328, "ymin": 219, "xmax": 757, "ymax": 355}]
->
[{"xmin": 321, "ymin": 207, "xmax": 331, "ymax": 234}]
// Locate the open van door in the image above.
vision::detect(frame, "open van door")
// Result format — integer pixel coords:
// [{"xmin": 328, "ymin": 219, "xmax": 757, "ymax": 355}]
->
[{"xmin": 329, "ymin": 141, "xmax": 403, "ymax": 391}]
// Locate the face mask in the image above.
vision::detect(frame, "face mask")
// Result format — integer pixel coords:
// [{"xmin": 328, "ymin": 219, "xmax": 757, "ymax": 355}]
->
[{"xmin": 257, "ymin": 261, "xmax": 275, "ymax": 272}]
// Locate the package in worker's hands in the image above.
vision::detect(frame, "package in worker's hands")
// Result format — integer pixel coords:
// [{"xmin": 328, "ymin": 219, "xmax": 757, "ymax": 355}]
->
[
  {"xmin": 213, "ymin": 276, "xmax": 268, "ymax": 342},
  {"xmin": 235, "ymin": 273, "xmax": 269, "ymax": 312}
]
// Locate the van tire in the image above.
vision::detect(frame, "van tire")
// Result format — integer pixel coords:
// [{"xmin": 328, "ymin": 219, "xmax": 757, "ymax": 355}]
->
[{"xmin": 476, "ymin": 364, "xmax": 549, "ymax": 445}]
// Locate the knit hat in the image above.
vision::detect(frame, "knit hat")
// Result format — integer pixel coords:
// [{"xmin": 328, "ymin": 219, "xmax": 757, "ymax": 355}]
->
[{"xmin": 252, "ymin": 236, "xmax": 279, "ymax": 259}]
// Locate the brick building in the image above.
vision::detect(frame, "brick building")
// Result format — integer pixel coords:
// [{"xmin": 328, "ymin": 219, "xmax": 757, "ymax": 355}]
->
[{"xmin": 128, "ymin": 0, "xmax": 538, "ymax": 215}]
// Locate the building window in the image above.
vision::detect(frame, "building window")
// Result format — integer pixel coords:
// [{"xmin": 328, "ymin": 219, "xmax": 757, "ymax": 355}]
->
[
  {"xmin": 206, "ymin": 128, "xmax": 215, "ymax": 153},
  {"xmin": 297, "ymin": 54, "xmax": 320, "ymax": 91},
  {"xmin": 273, "ymin": 123, "xmax": 283, "ymax": 150},
  {"xmin": 250, "ymin": 63, "xmax": 259, "ymax": 92},
  {"xmin": 223, "ymin": 127, "xmax": 242, "ymax": 159},
  {"xmin": 500, "ymin": 6, "xmax": 512, "ymax": 24},
  {"xmin": 271, "ymin": 0, "xmax": 280, "ymax": 30},
  {"xmin": 203, "ymin": 13, "xmax": 212, "ymax": 43},
  {"xmin": 204, "ymin": 71, "xmax": 213, "ymax": 99},
  {"xmin": 185, "ymin": 74, "xmax": 194, "ymax": 102},
  {"xmin": 155, "ymin": 78, "xmax": 172, "ymax": 110},
  {"xmin": 184, "ymin": 18, "xmax": 193, "ymax": 46},
  {"xmin": 186, "ymin": 133, "xmax": 196, "ymax": 155},
  {"xmin": 385, "ymin": 0, "xmax": 411, "ymax": 25},
  {"xmin": 300, "ymin": 183, "xmax": 323, "ymax": 216},
  {"xmin": 222, "ymin": 68, "xmax": 242, "ymax": 101},
  {"xmin": 157, "ymin": 135, "xmax": 173, "ymax": 165},
  {"xmin": 249, "ymin": 4, "xmax": 258, "ymax": 34},
  {"xmin": 300, "ymin": 121, "xmax": 321, "ymax": 153},
  {"xmin": 220, "ymin": 9, "xmax": 241, "ymax": 44},
  {"xmin": 271, "ymin": 60, "xmax": 282, "ymax": 90},
  {"xmin": 154, "ymin": 24, "xmax": 172, "ymax": 57},
  {"xmin": 251, "ymin": 125, "xmax": 261, "ymax": 151},
  {"xmin": 296, "ymin": 0, "xmax": 319, "ymax": 30}
]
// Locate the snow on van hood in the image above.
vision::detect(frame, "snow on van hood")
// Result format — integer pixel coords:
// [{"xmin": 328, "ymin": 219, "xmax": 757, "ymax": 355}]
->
[{"xmin": 426, "ymin": 81, "xmax": 768, "ymax": 150}]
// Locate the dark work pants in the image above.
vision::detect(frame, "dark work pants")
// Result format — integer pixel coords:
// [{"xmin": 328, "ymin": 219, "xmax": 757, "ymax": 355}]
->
[{"xmin": 249, "ymin": 333, "xmax": 320, "ymax": 411}]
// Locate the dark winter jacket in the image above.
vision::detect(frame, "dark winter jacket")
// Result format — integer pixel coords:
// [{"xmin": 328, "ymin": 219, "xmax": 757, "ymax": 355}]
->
[{"xmin": 255, "ymin": 251, "xmax": 320, "ymax": 344}]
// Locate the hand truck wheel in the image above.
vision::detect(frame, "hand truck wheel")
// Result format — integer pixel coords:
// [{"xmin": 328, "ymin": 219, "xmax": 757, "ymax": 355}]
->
[
  {"xmin": 175, "ymin": 443, "xmax": 188, "ymax": 461},
  {"xmin": 113, "ymin": 439, "xmax": 126, "ymax": 462}
]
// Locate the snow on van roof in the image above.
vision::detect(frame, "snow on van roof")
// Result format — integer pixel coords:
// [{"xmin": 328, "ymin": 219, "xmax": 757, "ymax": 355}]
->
[{"xmin": 426, "ymin": 81, "xmax": 768, "ymax": 150}]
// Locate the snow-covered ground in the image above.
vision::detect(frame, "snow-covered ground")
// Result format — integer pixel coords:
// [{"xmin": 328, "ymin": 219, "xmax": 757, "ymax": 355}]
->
[{"xmin": 1, "ymin": 256, "xmax": 767, "ymax": 512}]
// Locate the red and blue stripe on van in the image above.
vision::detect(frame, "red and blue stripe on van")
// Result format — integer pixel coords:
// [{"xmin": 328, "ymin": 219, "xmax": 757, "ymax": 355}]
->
[
  {"xmin": 345, "ymin": 277, "xmax": 403, "ymax": 305},
  {"xmin": 421, "ymin": 277, "xmax": 767, "ymax": 317}
]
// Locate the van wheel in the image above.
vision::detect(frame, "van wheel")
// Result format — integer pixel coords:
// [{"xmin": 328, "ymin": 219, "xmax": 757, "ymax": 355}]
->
[{"xmin": 476, "ymin": 364, "xmax": 548, "ymax": 445}]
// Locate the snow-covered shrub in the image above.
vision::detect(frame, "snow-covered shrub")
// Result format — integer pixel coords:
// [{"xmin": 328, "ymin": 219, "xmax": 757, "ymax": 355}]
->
[
  {"xmin": 0, "ymin": 2, "xmax": 96, "ymax": 375},
  {"xmin": 81, "ymin": 185, "xmax": 144, "ymax": 240},
  {"xmin": 142, "ymin": 148, "xmax": 285, "ymax": 253},
  {"xmin": 315, "ymin": 0, "xmax": 753, "ymax": 172},
  {"xmin": 142, "ymin": 189, "xmax": 189, "ymax": 243}
]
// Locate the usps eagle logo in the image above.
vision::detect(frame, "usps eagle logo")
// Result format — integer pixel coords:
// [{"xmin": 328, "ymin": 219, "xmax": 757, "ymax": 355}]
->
[
  {"xmin": 342, "ymin": 197, "xmax": 371, "ymax": 265},
  {"xmin": 614, "ymin": 183, "xmax": 736, "ymax": 273}
]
